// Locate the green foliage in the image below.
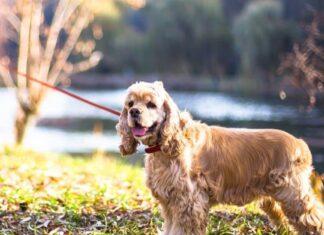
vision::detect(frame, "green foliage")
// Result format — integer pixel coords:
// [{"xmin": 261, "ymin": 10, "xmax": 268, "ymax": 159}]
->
[
  {"xmin": 233, "ymin": 0, "xmax": 296, "ymax": 77},
  {"xmin": 94, "ymin": 0, "xmax": 236, "ymax": 76},
  {"xmin": 90, "ymin": 0, "xmax": 307, "ymax": 80}
]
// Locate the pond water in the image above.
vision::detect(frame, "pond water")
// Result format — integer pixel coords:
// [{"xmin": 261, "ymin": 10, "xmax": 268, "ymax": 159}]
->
[{"xmin": 0, "ymin": 88, "xmax": 323, "ymax": 173}]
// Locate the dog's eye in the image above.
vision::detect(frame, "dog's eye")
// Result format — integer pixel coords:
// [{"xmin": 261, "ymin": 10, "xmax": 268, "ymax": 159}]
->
[
  {"xmin": 128, "ymin": 101, "xmax": 134, "ymax": 108},
  {"xmin": 147, "ymin": 102, "xmax": 156, "ymax": 109}
]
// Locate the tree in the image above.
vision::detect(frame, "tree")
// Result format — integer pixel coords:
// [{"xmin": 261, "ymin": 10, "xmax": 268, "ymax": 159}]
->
[
  {"xmin": 233, "ymin": 0, "xmax": 295, "ymax": 79},
  {"xmin": 0, "ymin": 0, "xmax": 102, "ymax": 144},
  {"xmin": 143, "ymin": 0, "xmax": 236, "ymax": 76}
]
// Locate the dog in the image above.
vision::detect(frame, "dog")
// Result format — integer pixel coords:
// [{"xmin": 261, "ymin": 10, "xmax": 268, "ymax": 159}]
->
[{"xmin": 116, "ymin": 81, "xmax": 324, "ymax": 235}]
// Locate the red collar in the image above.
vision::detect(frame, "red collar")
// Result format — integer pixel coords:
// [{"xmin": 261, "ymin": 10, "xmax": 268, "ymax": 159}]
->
[{"xmin": 145, "ymin": 144, "xmax": 161, "ymax": 154}]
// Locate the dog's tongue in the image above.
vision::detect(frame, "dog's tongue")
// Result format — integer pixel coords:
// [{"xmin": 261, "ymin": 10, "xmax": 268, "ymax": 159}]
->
[{"xmin": 131, "ymin": 127, "xmax": 147, "ymax": 137}]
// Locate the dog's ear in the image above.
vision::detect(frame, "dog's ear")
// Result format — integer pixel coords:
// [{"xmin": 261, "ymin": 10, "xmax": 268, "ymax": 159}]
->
[
  {"xmin": 116, "ymin": 106, "xmax": 138, "ymax": 156},
  {"xmin": 160, "ymin": 92, "xmax": 185, "ymax": 157}
]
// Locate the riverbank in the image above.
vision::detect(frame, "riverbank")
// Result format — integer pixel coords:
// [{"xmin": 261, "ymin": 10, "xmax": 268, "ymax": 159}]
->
[
  {"xmin": 69, "ymin": 73, "xmax": 278, "ymax": 95},
  {"xmin": 0, "ymin": 146, "xmax": 289, "ymax": 234}
]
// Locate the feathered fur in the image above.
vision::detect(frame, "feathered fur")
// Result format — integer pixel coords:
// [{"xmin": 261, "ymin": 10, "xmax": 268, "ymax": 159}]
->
[{"xmin": 116, "ymin": 81, "xmax": 324, "ymax": 235}]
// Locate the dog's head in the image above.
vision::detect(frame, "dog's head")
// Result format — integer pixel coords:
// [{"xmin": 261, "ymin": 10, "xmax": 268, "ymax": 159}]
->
[{"xmin": 116, "ymin": 81, "xmax": 185, "ymax": 156}]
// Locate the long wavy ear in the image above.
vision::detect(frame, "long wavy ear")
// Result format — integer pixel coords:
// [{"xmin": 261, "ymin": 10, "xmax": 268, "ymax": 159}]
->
[
  {"xmin": 160, "ymin": 91, "xmax": 185, "ymax": 157},
  {"xmin": 116, "ymin": 107, "xmax": 138, "ymax": 156}
]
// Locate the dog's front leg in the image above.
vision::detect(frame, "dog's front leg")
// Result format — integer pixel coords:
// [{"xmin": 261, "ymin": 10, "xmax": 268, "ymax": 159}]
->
[
  {"xmin": 160, "ymin": 203, "xmax": 173, "ymax": 235},
  {"xmin": 168, "ymin": 195, "xmax": 210, "ymax": 235},
  {"xmin": 168, "ymin": 207, "xmax": 209, "ymax": 235}
]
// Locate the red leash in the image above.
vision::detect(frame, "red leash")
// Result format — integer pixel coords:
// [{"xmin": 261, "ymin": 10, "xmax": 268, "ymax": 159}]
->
[
  {"xmin": 11, "ymin": 68, "xmax": 121, "ymax": 116},
  {"xmin": 1, "ymin": 65, "xmax": 160, "ymax": 153}
]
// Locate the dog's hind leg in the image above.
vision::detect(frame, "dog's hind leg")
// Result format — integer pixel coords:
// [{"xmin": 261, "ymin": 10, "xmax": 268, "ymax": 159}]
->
[
  {"xmin": 280, "ymin": 191, "xmax": 324, "ymax": 234},
  {"xmin": 260, "ymin": 197, "xmax": 291, "ymax": 233},
  {"xmin": 272, "ymin": 172, "xmax": 324, "ymax": 234}
]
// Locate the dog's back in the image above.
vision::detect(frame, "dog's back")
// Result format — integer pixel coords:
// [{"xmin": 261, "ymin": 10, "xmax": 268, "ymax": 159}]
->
[{"xmin": 195, "ymin": 126, "xmax": 313, "ymax": 204}]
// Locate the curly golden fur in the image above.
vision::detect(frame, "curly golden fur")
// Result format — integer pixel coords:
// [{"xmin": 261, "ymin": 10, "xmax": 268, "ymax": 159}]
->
[{"xmin": 116, "ymin": 81, "xmax": 324, "ymax": 235}]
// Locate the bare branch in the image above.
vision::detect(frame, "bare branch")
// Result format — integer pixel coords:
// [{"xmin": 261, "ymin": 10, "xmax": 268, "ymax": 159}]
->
[
  {"xmin": 28, "ymin": 0, "xmax": 44, "ymax": 101},
  {"xmin": 62, "ymin": 51, "xmax": 103, "ymax": 78},
  {"xmin": 17, "ymin": 1, "xmax": 32, "ymax": 96},
  {"xmin": 1, "ymin": 4, "xmax": 21, "ymax": 32},
  {"xmin": 38, "ymin": 0, "xmax": 82, "ymax": 84},
  {"xmin": 278, "ymin": 13, "xmax": 324, "ymax": 107},
  {"xmin": 0, "ymin": 66, "xmax": 15, "ymax": 87},
  {"xmin": 48, "ymin": 4, "xmax": 92, "ymax": 84},
  {"xmin": 306, "ymin": 38, "xmax": 324, "ymax": 61}
]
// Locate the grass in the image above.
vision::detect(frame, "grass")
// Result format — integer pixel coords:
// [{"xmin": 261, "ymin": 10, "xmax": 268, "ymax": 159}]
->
[{"xmin": 0, "ymin": 146, "xmax": 292, "ymax": 235}]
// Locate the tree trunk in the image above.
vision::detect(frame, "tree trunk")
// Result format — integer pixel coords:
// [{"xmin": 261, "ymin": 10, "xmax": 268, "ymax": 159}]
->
[{"xmin": 14, "ymin": 103, "xmax": 35, "ymax": 145}]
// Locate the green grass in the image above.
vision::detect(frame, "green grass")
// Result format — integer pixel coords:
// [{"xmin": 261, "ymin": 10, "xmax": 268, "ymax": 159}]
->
[{"xmin": 0, "ymin": 146, "xmax": 292, "ymax": 234}]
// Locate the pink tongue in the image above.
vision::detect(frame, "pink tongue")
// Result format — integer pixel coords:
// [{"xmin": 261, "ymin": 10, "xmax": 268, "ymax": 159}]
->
[{"xmin": 131, "ymin": 127, "xmax": 147, "ymax": 136}]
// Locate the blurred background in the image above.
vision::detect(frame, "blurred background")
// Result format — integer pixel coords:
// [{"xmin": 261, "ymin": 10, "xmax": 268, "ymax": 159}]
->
[{"xmin": 0, "ymin": 0, "xmax": 323, "ymax": 173}]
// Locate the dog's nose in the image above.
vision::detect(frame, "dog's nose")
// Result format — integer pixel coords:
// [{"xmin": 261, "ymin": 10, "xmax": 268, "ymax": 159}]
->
[{"xmin": 130, "ymin": 108, "xmax": 141, "ymax": 118}]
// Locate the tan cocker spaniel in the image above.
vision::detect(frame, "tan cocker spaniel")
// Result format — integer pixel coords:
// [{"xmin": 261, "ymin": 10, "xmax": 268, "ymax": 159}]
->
[{"xmin": 116, "ymin": 81, "xmax": 324, "ymax": 235}]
